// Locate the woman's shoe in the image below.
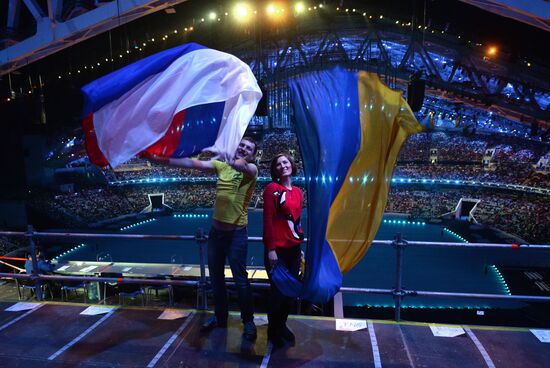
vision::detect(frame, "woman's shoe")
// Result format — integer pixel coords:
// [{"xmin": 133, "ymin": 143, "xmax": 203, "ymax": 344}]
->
[
  {"xmin": 281, "ymin": 325, "xmax": 295, "ymax": 345},
  {"xmin": 268, "ymin": 327, "xmax": 284, "ymax": 348}
]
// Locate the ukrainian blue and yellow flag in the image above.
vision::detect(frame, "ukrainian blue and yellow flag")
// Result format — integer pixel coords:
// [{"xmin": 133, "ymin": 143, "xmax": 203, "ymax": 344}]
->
[{"xmin": 280, "ymin": 68, "xmax": 426, "ymax": 304}]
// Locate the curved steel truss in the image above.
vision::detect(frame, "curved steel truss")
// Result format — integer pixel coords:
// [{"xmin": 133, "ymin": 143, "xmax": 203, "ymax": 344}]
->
[
  {"xmin": 0, "ymin": 0, "xmax": 188, "ymax": 76},
  {"xmin": 228, "ymin": 20, "xmax": 549, "ymax": 125},
  {"xmin": 1, "ymin": 4, "xmax": 548, "ymax": 126}
]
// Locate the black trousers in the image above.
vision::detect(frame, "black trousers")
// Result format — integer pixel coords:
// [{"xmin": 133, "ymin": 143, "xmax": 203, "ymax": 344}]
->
[{"xmin": 264, "ymin": 246, "xmax": 301, "ymax": 334}]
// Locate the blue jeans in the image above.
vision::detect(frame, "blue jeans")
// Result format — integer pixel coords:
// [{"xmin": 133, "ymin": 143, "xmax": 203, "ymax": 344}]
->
[{"xmin": 208, "ymin": 227, "xmax": 254, "ymax": 323}]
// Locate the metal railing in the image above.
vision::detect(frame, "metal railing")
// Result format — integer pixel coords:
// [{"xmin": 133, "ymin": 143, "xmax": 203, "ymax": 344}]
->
[
  {"xmin": 336, "ymin": 234, "xmax": 550, "ymax": 321},
  {"xmin": 0, "ymin": 226, "xmax": 210, "ymax": 307},
  {"xmin": 1, "ymin": 226, "xmax": 549, "ymax": 321}
]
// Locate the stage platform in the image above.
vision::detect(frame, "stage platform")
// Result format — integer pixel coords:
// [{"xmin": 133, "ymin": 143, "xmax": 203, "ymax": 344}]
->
[{"xmin": 0, "ymin": 301, "xmax": 548, "ymax": 367}]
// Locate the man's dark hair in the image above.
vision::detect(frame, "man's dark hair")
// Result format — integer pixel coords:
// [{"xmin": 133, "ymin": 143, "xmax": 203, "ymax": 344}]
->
[{"xmin": 270, "ymin": 153, "xmax": 297, "ymax": 181}]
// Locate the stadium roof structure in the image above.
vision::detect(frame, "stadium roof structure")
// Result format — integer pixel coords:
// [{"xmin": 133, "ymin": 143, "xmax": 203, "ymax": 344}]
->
[
  {"xmin": 0, "ymin": 1, "xmax": 549, "ymax": 128},
  {"xmin": 0, "ymin": 0, "xmax": 190, "ymax": 76}
]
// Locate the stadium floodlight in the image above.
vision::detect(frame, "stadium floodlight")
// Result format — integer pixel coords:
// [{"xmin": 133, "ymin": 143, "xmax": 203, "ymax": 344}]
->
[
  {"xmin": 266, "ymin": 3, "xmax": 285, "ymax": 18},
  {"xmin": 234, "ymin": 2, "xmax": 252, "ymax": 21},
  {"xmin": 208, "ymin": 11, "xmax": 217, "ymax": 20},
  {"xmin": 295, "ymin": 2, "xmax": 306, "ymax": 14}
]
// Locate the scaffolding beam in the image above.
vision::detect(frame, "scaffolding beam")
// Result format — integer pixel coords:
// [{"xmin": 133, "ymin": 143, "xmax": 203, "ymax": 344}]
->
[{"xmin": 0, "ymin": 0, "xmax": 188, "ymax": 76}]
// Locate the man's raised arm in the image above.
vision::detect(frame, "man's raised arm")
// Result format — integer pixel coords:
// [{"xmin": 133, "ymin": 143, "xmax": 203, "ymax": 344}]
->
[{"xmin": 143, "ymin": 153, "xmax": 215, "ymax": 172}]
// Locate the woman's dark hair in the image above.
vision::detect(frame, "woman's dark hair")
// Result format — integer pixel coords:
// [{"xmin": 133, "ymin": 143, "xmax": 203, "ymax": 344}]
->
[{"xmin": 270, "ymin": 153, "xmax": 297, "ymax": 181}]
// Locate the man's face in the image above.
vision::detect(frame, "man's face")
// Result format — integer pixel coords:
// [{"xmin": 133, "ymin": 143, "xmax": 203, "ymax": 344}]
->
[{"xmin": 234, "ymin": 139, "xmax": 256, "ymax": 162}]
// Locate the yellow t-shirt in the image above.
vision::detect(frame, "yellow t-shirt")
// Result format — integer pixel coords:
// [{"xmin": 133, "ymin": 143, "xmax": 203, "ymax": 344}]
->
[{"xmin": 211, "ymin": 160, "xmax": 257, "ymax": 226}]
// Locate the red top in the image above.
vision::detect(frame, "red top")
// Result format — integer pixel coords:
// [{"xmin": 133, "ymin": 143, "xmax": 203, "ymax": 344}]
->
[{"xmin": 263, "ymin": 182, "xmax": 304, "ymax": 251}]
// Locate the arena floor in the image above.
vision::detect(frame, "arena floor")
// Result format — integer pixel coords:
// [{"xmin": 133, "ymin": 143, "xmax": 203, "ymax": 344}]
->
[{"xmin": 0, "ymin": 301, "xmax": 548, "ymax": 368}]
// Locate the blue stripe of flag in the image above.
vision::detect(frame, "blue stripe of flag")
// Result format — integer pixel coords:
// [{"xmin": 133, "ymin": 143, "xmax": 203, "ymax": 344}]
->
[
  {"xmin": 171, "ymin": 101, "xmax": 225, "ymax": 158},
  {"xmin": 82, "ymin": 43, "xmax": 206, "ymax": 116},
  {"xmin": 289, "ymin": 67, "xmax": 361, "ymax": 303}
]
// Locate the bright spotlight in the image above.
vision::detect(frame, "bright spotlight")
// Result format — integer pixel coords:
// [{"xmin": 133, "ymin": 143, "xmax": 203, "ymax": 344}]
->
[
  {"xmin": 487, "ymin": 46, "xmax": 497, "ymax": 56},
  {"xmin": 208, "ymin": 12, "xmax": 217, "ymax": 20},
  {"xmin": 295, "ymin": 2, "xmax": 306, "ymax": 14},
  {"xmin": 267, "ymin": 3, "xmax": 284, "ymax": 18},
  {"xmin": 234, "ymin": 3, "xmax": 252, "ymax": 21}
]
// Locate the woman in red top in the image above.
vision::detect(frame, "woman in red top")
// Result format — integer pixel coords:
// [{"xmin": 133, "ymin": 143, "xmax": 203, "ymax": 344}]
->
[{"xmin": 263, "ymin": 153, "xmax": 304, "ymax": 348}]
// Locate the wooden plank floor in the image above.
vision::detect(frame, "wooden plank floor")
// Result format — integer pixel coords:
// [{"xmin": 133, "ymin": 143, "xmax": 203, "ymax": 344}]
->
[{"xmin": 0, "ymin": 301, "xmax": 548, "ymax": 367}]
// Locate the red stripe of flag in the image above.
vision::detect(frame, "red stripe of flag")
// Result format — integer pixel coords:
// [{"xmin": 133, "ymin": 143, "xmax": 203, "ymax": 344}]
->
[
  {"xmin": 83, "ymin": 113, "xmax": 109, "ymax": 167},
  {"xmin": 143, "ymin": 109, "xmax": 186, "ymax": 157}
]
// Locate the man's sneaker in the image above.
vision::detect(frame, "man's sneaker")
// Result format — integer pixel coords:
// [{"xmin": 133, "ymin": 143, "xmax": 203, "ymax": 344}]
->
[
  {"xmin": 243, "ymin": 321, "xmax": 257, "ymax": 341},
  {"xmin": 201, "ymin": 316, "xmax": 227, "ymax": 332},
  {"xmin": 281, "ymin": 325, "xmax": 295, "ymax": 345}
]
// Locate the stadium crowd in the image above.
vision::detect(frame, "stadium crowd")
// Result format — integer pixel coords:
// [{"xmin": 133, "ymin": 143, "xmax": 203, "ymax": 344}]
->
[
  {"xmin": 22, "ymin": 127, "xmax": 549, "ymax": 246},
  {"xmin": 385, "ymin": 186, "xmax": 548, "ymax": 244},
  {"xmin": 397, "ymin": 130, "xmax": 548, "ymax": 164},
  {"xmin": 92, "ymin": 130, "xmax": 548, "ymax": 190},
  {"xmin": 28, "ymin": 181, "xmax": 548, "ymax": 244},
  {"xmin": 393, "ymin": 163, "xmax": 548, "ymax": 188}
]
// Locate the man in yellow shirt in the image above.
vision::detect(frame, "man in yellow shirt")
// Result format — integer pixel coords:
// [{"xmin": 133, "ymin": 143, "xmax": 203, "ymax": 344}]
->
[{"xmin": 147, "ymin": 137, "xmax": 258, "ymax": 340}]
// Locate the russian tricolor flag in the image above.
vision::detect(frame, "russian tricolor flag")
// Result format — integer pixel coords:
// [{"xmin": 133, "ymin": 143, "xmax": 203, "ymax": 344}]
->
[{"xmin": 82, "ymin": 43, "xmax": 262, "ymax": 168}]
